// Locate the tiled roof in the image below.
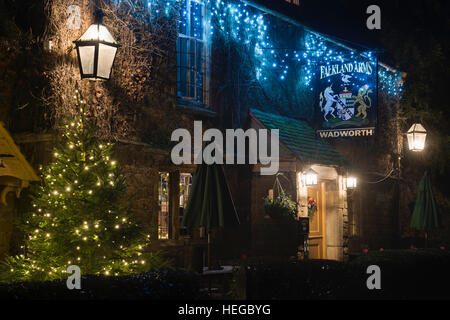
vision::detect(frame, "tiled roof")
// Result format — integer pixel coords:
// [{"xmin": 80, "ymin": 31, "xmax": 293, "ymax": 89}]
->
[{"xmin": 250, "ymin": 108, "xmax": 350, "ymax": 167}]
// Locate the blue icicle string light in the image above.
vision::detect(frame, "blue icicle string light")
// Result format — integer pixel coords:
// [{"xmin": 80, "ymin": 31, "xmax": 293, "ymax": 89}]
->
[
  {"xmin": 378, "ymin": 66, "xmax": 404, "ymax": 97},
  {"xmin": 111, "ymin": 0, "xmax": 403, "ymax": 97},
  {"xmin": 112, "ymin": 0, "xmax": 178, "ymax": 17}
]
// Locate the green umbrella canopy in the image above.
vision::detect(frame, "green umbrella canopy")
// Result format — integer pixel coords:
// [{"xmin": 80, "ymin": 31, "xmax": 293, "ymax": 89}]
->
[
  {"xmin": 410, "ymin": 171, "xmax": 440, "ymax": 231},
  {"xmin": 182, "ymin": 162, "xmax": 240, "ymax": 233}
]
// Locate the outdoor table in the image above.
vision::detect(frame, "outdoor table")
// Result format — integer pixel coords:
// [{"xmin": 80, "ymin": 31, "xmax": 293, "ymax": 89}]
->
[{"xmin": 201, "ymin": 266, "xmax": 236, "ymax": 298}]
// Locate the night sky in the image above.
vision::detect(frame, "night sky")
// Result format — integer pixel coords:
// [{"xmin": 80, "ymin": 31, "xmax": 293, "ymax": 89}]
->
[{"xmin": 260, "ymin": 0, "xmax": 449, "ymax": 67}]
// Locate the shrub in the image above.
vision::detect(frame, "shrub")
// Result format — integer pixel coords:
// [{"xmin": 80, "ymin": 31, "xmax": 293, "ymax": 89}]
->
[
  {"xmin": 0, "ymin": 268, "xmax": 202, "ymax": 300},
  {"xmin": 238, "ymin": 260, "xmax": 350, "ymax": 300},
  {"xmin": 237, "ymin": 249, "xmax": 450, "ymax": 300},
  {"xmin": 348, "ymin": 249, "xmax": 450, "ymax": 299}
]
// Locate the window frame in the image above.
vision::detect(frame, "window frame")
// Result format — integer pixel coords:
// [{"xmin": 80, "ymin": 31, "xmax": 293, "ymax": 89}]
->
[
  {"xmin": 157, "ymin": 171, "xmax": 194, "ymax": 241},
  {"xmin": 179, "ymin": 173, "xmax": 193, "ymax": 236},
  {"xmin": 157, "ymin": 172, "xmax": 170, "ymax": 240},
  {"xmin": 176, "ymin": 0, "xmax": 210, "ymax": 106}
]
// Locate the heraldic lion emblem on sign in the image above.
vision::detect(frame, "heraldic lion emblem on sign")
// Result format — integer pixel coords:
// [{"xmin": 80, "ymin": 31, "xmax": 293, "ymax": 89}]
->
[
  {"xmin": 353, "ymin": 85, "xmax": 372, "ymax": 119},
  {"xmin": 319, "ymin": 83, "xmax": 372, "ymax": 126}
]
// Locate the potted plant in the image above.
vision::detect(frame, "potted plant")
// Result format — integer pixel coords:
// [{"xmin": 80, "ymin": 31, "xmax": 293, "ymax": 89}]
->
[{"xmin": 263, "ymin": 190, "xmax": 298, "ymax": 221}]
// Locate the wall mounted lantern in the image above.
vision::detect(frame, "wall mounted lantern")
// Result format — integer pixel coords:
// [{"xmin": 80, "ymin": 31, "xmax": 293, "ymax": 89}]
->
[
  {"xmin": 346, "ymin": 176, "xmax": 357, "ymax": 189},
  {"xmin": 304, "ymin": 168, "xmax": 318, "ymax": 186},
  {"xmin": 74, "ymin": 10, "xmax": 119, "ymax": 80},
  {"xmin": 406, "ymin": 123, "xmax": 427, "ymax": 152}
]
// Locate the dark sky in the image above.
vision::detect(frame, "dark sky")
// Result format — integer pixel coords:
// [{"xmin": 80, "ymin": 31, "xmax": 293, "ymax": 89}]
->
[
  {"xmin": 257, "ymin": 0, "xmax": 384, "ymax": 46},
  {"xmin": 257, "ymin": 0, "xmax": 449, "ymax": 68},
  {"xmin": 292, "ymin": 0, "xmax": 382, "ymax": 47}
]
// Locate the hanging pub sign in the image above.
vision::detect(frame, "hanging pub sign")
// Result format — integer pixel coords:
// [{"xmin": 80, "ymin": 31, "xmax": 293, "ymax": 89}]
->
[{"xmin": 314, "ymin": 53, "xmax": 377, "ymax": 138}]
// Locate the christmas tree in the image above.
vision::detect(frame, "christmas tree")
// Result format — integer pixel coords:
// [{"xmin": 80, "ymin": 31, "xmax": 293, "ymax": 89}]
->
[{"xmin": 1, "ymin": 90, "xmax": 169, "ymax": 282}]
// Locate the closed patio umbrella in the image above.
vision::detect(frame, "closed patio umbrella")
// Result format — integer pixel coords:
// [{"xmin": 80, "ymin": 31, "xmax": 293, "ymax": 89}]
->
[
  {"xmin": 410, "ymin": 171, "xmax": 440, "ymax": 247},
  {"xmin": 182, "ymin": 162, "xmax": 240, "ymax": 270}
]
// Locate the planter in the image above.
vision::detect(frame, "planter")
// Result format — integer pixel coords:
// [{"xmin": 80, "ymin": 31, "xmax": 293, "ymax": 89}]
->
[
  {"xmin": 253, "ymin": 219, "xmax": 299, "ymax": 258},
  {"xmin": 264, "ymin": 206, "xmax": 294, "ymax": 220},
  {"xmin": 263, "ymin": 190, "xmax": 297, "ymax": 221}
]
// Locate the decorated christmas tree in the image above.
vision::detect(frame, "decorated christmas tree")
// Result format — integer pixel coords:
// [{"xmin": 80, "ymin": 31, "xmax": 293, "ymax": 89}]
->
[{"xmin": 1, "ymin": 91, "xmax": 168, "ymax": 282}]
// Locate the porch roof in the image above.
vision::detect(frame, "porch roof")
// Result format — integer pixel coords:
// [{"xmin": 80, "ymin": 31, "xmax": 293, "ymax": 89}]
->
[{"xmin": 249, "ymin": 108, "xmax": 350, "ymax": 168}]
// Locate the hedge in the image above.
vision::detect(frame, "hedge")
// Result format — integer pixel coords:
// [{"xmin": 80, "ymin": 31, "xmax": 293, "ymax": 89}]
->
[
  {"xmin": 0, "ymin": 268, "xmax": 203, "ymax": 300},
  {"xmin": 235, "ymin": 259, "xmax": 350, "ymax": 300},
  {"xmin": 2, "ymin": 250, "xmax": 450, "ymax": 299},
  {"xmin": 347, "ymin": 249, "xmax": 450, "ymax": 299},
  {"xmin": 237, "ymin": 249, "xmax": 450, "ymax": 300}
]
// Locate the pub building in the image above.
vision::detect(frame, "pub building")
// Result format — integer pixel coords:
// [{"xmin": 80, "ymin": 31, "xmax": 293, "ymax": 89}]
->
[{"xmin": 0, "ymin": 0, "xmax": 405, "ymax": 268}]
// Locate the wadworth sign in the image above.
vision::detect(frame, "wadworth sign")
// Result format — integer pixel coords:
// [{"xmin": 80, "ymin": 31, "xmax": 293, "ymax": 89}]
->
[{"xmin": 315, "ymin": 55, "xmax": 377, "ymax": 138}]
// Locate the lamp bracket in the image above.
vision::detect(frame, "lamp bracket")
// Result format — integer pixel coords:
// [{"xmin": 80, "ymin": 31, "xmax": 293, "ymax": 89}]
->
[{"xmin": 94, "ymin": 9, "xmax": 104, "ymax": 24}]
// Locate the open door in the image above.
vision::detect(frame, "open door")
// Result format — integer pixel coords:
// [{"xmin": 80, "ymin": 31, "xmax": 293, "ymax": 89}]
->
[{"xmin": 307, "ymin": 182, "xmax": 326, "ymax": 259}]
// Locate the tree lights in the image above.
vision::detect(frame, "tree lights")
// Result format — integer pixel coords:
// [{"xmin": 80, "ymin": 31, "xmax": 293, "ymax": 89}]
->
[{"xmin": 0, "ymin": 91, "xmax": 167, "ymax": 282}]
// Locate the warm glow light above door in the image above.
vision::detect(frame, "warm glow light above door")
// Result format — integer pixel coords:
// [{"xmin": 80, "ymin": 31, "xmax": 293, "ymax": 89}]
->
[{"xmin": 305, "ymin": 168, "xmax": 318, "ymax": 186}]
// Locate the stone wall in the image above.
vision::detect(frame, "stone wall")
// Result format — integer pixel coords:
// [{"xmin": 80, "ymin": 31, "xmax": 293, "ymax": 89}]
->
[
  {"xmin": 113, "ymin": 142, "xmax": 170, "ymax": 228},
  {"xmin": 0, "ymin": 136, "xmax": 55, "ymax": 258},
  {"xmin": 250, "ymin": 172, "xmax": 291, "ymax": 257},
  {"xmin": 335, "ymin": 93, "xmax": 401, "ymax": 253},
  {"xmin": 0, "ymin": 193, "xmax": 16, "ymax": 258}
]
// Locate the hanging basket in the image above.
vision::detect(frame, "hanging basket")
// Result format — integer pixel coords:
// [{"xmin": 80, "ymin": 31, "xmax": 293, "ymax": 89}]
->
[{"xmin": 263, "ymin": 175, "xmax": 298, "ymax": 221}]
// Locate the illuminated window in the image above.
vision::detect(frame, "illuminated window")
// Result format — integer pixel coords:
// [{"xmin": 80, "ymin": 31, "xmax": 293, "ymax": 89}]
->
[
  {"xmin": 158, "ymin": 172, "xmax": 193, "ymax": 240},
  {"xmin": 158, "ymin": 172, "xmax": 170, "ymax": 239},
  {"xmin": 177, "ymin": 0, "xmax": 209, "ymax": 105},
  {"xmin": 179, "ymin": 173, "xmax": 192, "ymax": 209},
  {"xmin": 179, "ymin": 173, "xmax": 192, "ymax": 236}
]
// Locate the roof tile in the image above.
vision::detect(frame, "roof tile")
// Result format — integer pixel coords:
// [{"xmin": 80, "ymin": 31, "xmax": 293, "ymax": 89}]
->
[{"xmin": 250, "ymin": 108, "xmax": 350, "ymax": 167}]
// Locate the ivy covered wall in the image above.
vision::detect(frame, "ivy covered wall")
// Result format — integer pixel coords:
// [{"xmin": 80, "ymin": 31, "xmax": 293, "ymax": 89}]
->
[
  {"xmin": 1, "ymin": 0, "xmax": 403, "ymax": 137},
  {"xmin": 0, "ymin": 0, "xmax": 407, "ymax": 255},
  {"xmin": 206, "ymin": 0, "xmax": 403, "ymax": 130},
  {"xmin": 205, "ymin": 0, "xmax": 405, "ymax": 251}
]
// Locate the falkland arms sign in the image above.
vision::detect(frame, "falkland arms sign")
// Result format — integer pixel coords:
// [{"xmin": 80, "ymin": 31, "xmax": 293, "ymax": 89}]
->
[{"xmin": 315, "ymin": 55, "xmax": 377, "ymax": 138}]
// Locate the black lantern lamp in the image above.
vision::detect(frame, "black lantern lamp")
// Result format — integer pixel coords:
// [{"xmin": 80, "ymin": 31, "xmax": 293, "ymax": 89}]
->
[
  {"xmin": 74, "ymin": 10, "xmax": 119, "ymax": 80},
  {"xmin": 406, "ymin": 123, "xmax": 427, "ymax": 152}
]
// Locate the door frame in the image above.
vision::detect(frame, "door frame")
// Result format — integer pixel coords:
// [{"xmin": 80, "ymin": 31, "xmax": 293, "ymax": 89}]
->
[{"xmin": 307, "ymin": 181, "xmax": 326, "ymax": 259}]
